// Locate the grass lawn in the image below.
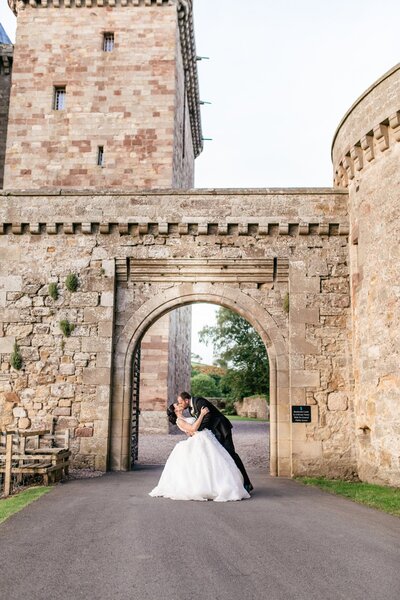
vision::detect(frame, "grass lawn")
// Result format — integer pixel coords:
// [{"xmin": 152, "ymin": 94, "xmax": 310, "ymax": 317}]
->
[
  {"xmin": 0, "ymin": 486, "xmax": 52, "ymax": 525},
  {"xmin": 227, "ymin": 415, "xmax": 269, "ymax": 422},
  {"xmin": 298, "ymin": 477, "xmax": 400, "ymax": 517}
]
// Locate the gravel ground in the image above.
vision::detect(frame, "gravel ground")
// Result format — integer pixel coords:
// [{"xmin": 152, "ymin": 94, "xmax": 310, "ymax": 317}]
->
[{"xmin": 136, "ymin": 420, "xmax": 270, "ymax": 470}]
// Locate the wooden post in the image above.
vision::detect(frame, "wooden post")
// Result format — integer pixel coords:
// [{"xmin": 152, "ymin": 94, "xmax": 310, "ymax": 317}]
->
[{"xmin": 4, "ymin": 432, "xmax": 13, "ymax": 498}]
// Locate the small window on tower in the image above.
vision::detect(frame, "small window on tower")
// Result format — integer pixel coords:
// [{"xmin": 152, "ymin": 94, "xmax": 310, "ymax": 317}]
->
[
  {"xmin": 53, "ymin": 86, "xmax": 66, "ymax": 111},
  {"xmin": 97, "ymin": 146, "xmax": 105, "ymax": 167},
  {"xmin": 103, "ymin": 33, "xmax": 114, "ymax": 52}
]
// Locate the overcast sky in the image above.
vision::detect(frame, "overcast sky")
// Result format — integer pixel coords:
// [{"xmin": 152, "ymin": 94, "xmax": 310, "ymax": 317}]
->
[{"xmin": 1, "ymin": 0, "xmax": 399, "ymax": 362}]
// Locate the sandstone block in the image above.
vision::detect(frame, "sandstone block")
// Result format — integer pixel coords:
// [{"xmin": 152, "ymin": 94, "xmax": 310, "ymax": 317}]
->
[
  {"xmin": 13, "ymin": 406, "xmax": 27, "ymax": 418},
  {"xmin": 75, "ymin": 427, "xmax": 94, "ymax": 438},
  {"xmin": 82, "ymin": 368, "xmax": 111, "ymax": 385},
  {"xmin": 83, "ymin": 307, "xmax": 113, "ymax": 323},
  {"xmin": 291, "ymin": 370, "xmax": 320, "ymax": 388},
  {"xmin": 81, "ymin": 337, "xmax": 112, "ymax": 353},
  {"xmin": 5, "ymin": 391, "xmax": 19, "ymax": 403},
  {"xmin": 59, "ymin": 399, "xmax": 72, "ymax": 408},
  {"xmin": 69, "ymin": 292, "xmax": 99, "ymax": 308},
  {"xmin": 0, "ymin": 276, "xmax": 23, "ymax": 292},
  {"xmin": 6, "ymin": 324, "xmax": 33, "ymax": 338},
  {"xmin": 51, "ymin": 383, "xmax": 75, "ymax": 399},
  {"xmin": 60, "ymin": 363, "xmax": 76, "ymax": 376},
  {"xmin": 327, "ymin": 392, "xmax": 348, "ymax": 411},
  {"xmin": 19, "ymin": 417, "xmax": 31, "ymax": 429},
  {"xmin": 0, "ymin": 336, "xmax": 15, "ymax": 353},
  {"xmin": 100, "ymin": 291, "xmax": 114, "ymax": 307},
  {"xmin": 53, "ymin": 407, "xmax": 72, "ymax": 417},
  {"xmin": 98, "ymin": 321, "xmax": 113, "ymax": 337}
]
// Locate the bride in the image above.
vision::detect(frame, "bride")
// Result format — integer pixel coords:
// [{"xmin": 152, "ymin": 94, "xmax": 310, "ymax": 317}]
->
[{"xmin": 149, "ymin": 402, "xmax": 250, "ymax": 502}]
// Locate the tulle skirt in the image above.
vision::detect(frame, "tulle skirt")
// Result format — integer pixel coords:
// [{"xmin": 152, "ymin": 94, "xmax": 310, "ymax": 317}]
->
[{"xmin": 149, "ymin": 429, "xmax": 250, "ymax": 502}]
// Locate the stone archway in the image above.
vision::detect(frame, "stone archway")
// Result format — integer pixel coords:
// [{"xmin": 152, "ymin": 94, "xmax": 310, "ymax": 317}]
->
[{"xmin": 110, "ymin": 282, "xmax": 290, "ymax": 476}]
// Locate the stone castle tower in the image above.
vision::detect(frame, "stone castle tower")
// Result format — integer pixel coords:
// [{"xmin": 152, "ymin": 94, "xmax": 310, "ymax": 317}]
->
[
  {"xmin": 4, "ymin": 0, "xmax": 201, "ymax": 189},
  {"xmin": 0, "ymin": 23, "xmax": 12, "ymax": 189},
  {"xmin": 0, "ymin": 2, "xmax": 399, "ymax": 485},
  {"xmin": 332, "ymin": 65, "xmax": 400, "ymax": 485},
  {"xmin": 2, "ymin": 0, "xmax": 197, "ymax": 445}
]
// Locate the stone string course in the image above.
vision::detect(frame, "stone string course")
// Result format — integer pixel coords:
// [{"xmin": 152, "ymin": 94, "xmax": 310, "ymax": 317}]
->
[{"xmin": 0, "ymin": 221, "xmax": 349, "ymax": 237}]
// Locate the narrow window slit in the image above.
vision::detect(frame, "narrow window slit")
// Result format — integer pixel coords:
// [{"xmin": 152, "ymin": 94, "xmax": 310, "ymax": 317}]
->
[
  {"xmin": 103, "ymin": 33, "xmax": 114, "ymax": 52},
  {"xmin": 97, "ymin": 146, "xmax": 104, "ymax": 167},
  {"xmin": 53, "ymin": 86, "xmax": 66, "ymax": 110}
]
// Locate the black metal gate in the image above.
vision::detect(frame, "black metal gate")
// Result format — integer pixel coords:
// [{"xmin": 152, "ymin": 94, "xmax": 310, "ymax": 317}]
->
[{"xmin": 130, "ymin": 345, "xmax": 141, "ymax": 468}]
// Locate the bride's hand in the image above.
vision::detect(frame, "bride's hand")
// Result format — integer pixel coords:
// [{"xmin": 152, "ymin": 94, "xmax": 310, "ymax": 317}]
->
[{"xmin": 200, "ymin": 407, "xmax": 209, "ymax": 416}]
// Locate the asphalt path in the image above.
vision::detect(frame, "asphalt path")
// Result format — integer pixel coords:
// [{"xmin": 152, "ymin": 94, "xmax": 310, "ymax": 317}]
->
[{"xmin": 1, "ymin": 469, "xmax": 399, "ymax": 600}]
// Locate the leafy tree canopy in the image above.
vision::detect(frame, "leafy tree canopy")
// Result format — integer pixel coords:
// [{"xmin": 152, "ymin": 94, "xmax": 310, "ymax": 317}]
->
[
  {"xmin": 191, "ymin": 373, "xmax": 221, "ymax": 398},
  {"xmin": 199, "ymin": 308, "xmax": 269, "ymax": 400}
]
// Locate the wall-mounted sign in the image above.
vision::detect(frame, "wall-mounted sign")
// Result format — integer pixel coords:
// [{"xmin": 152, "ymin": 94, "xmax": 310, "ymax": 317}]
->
[{"xmin": 291, "ymin": 405, "xmax": 312, "ymax": 423}]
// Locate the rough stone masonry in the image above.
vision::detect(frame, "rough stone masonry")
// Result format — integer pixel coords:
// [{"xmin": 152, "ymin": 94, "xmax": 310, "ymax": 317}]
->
[{"xmin": 0, "ymin": 1, "xmax": 399, "ymax": 486}]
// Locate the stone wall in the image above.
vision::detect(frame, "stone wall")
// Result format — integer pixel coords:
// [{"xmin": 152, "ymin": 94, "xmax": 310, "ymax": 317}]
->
[
  {"xmin": 3, "ymin": 4, "xmax": 198, "ymax": 190},
  {"xmin": 0, "ymin": 42, "xmax": 12, "ymax": 189},
  {"xmin": 167, "ymin": 305, "xmax": 192, "ymax": 408},
  {"xmin": 0, "ymin": 190, "xmax": 354, "ymax": 477},
  {"xmin": 138, "ymin": 307, "xmax": 191, "ymax": 434},
  {"xmin": 332, "ymin": 64, "xmax": 400, "ymax": 486}
]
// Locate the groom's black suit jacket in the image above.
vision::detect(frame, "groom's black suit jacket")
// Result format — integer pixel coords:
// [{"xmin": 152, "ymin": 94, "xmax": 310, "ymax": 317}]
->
[
  {"xmin": 191, "ymin": 396, "xmax": 232, "ymax": 445},
  {"xmin": 191, "ymin": 396, "xmax": 252, "ymax": 488}
]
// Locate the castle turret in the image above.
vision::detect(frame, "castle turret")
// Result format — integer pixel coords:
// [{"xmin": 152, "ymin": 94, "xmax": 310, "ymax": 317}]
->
[
  {"xmin": 5, "ymin": 0, "xmax": 202, "ymax": 190},
  {"xmin": 332, "ymin": 64, "xmax": 400, "ymax": 486},
  {"xmin": 0, "ymin": 22, "xmax": 13, "ymax": 189}
]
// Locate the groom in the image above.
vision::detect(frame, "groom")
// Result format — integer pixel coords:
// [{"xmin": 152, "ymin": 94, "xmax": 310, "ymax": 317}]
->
[{"xmin": 177, "ymin": 391, "xmax": 253, "ymax": 493}]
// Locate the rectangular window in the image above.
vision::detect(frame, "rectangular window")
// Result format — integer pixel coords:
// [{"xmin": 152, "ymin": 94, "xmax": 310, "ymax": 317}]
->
[
  {"xmin": 53, "ymin": 86, "xmax": 66, "ymax": 111},
  {"xmin": 97, "ymin": 146, "xmax": 104, "ymax": 167},
  {"xmin": 103, "ymin": 33, "xmax": 114, "ymax": 52}
]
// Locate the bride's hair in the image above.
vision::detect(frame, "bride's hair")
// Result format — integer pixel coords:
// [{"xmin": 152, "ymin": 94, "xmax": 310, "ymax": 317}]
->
[{"xmin": 167, "ymin": 403, "xmax": 177, "ymax": 425}]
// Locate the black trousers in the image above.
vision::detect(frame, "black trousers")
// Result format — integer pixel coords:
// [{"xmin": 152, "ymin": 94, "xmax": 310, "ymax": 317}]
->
[{"xmin": 218, "ymin": 430, "xmax": 252, "ymax": 488}]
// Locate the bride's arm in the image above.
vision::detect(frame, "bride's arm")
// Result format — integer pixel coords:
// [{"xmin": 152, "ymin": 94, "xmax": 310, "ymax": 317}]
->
[{"xmin": 176, "ymin": 407, "xmax": 209, "ymax": 434}]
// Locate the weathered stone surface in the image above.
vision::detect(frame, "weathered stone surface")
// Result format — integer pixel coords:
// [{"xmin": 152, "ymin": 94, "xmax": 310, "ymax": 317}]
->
[
  {"xmin": 51, "ymin": 383, "xmax": 75, "ymax": 399},
  {"xmin": 18, "ymin": 417, "xmax": 31, "ymax": 429},
  {"xmin": 13, "ymin": 406, "xmax": 27, "ymax": 418},
  {"xmin": 53, "ymin": 407, "xmax": 72, "ymax": 417},
  {"xmin": 328, "ymin": 392, "xmax": 348, "ymax": 411},
  {"xmin": 0, "ymin": 336, "xmax": 15, "ymax": 353},
  {"xmin": 75, "ymin": 427, "xmax": 94, "ymax": 438}
]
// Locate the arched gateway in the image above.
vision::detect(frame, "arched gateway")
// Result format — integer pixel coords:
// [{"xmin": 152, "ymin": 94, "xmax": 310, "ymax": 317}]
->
[{"xmin": 111, "ymin": 283, "xmax": 288, "ymax": 475}]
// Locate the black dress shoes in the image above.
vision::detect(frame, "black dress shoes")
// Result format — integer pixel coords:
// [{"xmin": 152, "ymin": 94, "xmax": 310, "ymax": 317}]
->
[{"xmin": 244, "ymin": 483, "xmax": 254, "ymax": 493}]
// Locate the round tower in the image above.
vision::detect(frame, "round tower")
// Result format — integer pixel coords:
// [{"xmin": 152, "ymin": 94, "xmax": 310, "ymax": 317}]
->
[
  {"xmin": 332, "ymin": 64, "xmax": 400, "ymax": 486},
  {"xmin": 5, "ymin": 0, "xmax": 202, "ymax": 190}
]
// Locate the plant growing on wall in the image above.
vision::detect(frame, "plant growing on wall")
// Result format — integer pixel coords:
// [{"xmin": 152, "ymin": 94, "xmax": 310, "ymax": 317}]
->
[
  {"xmin": 48, "ymin": 282, "xmax": 59, "ymax": 301},
  {"xmin": 10, "ymin": 342, "xmax": 23, "ymax": 370},
  {"xmin": 283, "ymin": 293, "xmax": 289, "ymax": 313},
  {"xmin": 65, "ymin": 273, "xmax": 79, "ymax": 292},
  {"xmin": 59, "ymin": 319, "xmax": 75, "ymax": 337}
]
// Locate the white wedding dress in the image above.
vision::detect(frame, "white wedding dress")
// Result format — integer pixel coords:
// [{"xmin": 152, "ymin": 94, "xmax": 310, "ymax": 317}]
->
[{"xmin": 149, "ymin": 418, "xmax": 250, "ymax": 502}]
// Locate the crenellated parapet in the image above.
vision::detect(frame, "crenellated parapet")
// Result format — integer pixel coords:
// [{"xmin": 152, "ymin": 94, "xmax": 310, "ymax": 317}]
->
[
  {"xmin": 332, "ymin": 63, "xmax": 400, "ymax": 188},
  {"xmin": 8, "ymin": 0, "xmax": 175, "ymax": 15},
  {"xmin": 333, "ymin": 111, "xmax": 400, "ymax": 188},
  {"xmin": 7, "ymin": 0, "xmax": 203, "ymax": 158}
]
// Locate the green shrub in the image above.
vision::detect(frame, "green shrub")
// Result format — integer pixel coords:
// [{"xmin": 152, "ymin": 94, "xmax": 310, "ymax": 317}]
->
[
  {"xmin": 65, "ymin": 273, "xmax": 79, "ymax": 292},
  {"xmin": 283, "ymin": 292, "xmax": 289, "ymax": 313},
  {"xmin": 48, "ymin": 282, "xmax": 59, "ymax": 301},
  {"xmin": 59, "ymin": 319, "xmax": 75, "ymax": 337},
  {"xmin": 10, "ymin": 342, "xmax": 23, "ymax": 370}
]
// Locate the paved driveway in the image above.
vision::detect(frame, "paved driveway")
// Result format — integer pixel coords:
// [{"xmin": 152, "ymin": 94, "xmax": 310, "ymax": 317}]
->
[{"xmin": 1, "ymin": 468, "xmax": 399, "ymax": 600}]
